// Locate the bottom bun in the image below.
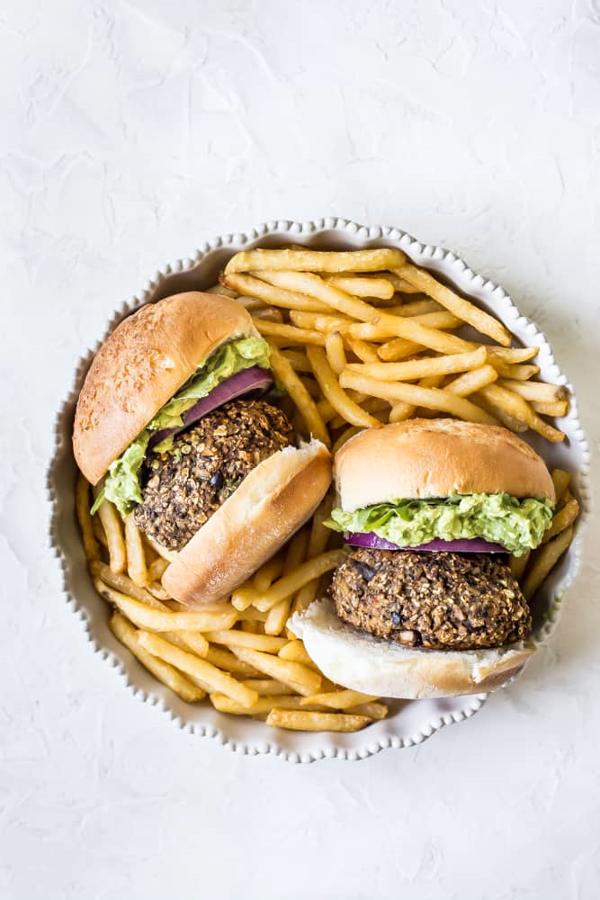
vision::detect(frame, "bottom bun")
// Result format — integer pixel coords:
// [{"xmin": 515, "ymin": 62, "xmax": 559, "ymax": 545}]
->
[
  {"xmin": 289, "ymin": 599, "xmax": 535, "ymax": 699},
  {"xmin": 162, "ymin": 441, "xmax": 331, "ymax": 607}
]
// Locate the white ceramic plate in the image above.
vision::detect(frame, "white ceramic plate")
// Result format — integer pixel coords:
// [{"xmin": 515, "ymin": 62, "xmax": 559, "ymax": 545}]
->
[{"xmin": 48, "ymin": 218, "xmax": 591, "ymax": 763}]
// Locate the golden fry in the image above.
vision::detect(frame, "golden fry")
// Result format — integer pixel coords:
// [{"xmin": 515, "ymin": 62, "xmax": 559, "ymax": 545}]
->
[
  {"xmin": 522, "ymin": 527, "xmax": 574, "ymax": 600},
  {"xmin": 97, "ymin": 499, "xmax": 126, "ymax": 574},
  {"xmin": 340, "ymin": 372, "xmax": 497, "ymax": 425},
  {"xmin": 241, "ymin": 679, "xmax": 296, "ymax": 696},
  {"xmin": 325, "ymin": 332, "xmax": 347, "ymax": 376},
  {"xmin": 91, "ymin": 561, "xmax": 164, "ymax": 607},
  {"xmin": 444, "ymin": 364, "xmax": 498, "ymax": 397},
  {"xmin": 231, "ymin": 647, "xmax": 322, "ymax": 696},
  {"xmin": 345, "ymin": 347, "xmax": 486, "ymax": 383},
  {"xmin": 487, "ymin": 346, "xmax": 539, "ymax": 364},
  {"xmin": 497, "ymin": 379, "xmax": 568, "ymax": 403},
  {"xmin": 204, "ymin": 646, "xmax": 260, "ymax": 677},
  {"xmin": 478, "ymin": 384, "xmax": 565, "ymax": 442},
  {"xmin": 266, "ymin": 709, "xmax": 371, "ymax": 732},
  {"xmin": 280, "ymin": 350, "xmax": 312, "ymax": 373},
  {"xmin": 253, "ymin": 549, "xmax": 346, "ymax": 612},
  {"xmin": 75, "ymin": 474, "xmax": 100, "ymax": 562},
  {"xmin": 124, "ymin": 515, "xmax": 149, "ymax": 587},
  {"xmin": 148, "ymin": 556, "xmax": 169, "ymax": 582},
  {"xmin": 253, "ymin": 318, "xmax": 326, "ymax": 347},
  {"xmin": 203, "ymin": 630, "xmax": 287, "ymax": 653},
  {"xmin": 346, "ymin": 310, "xmax": 460, "ymax": 341},
  {"xmin": 225, "ymin": 247, "xmax": 407, "ymax": 274},
  {"xmin": 532, "ymin": 399, "xmax": 569, "ymax": 418},
  {"xmin": 267, "ymin": 345, "xmax": 330, "ymax": 446},
  {"xmin": 308, "ymin": 347, "xmax": 381, "ymax": 428},
  {"xmin": 110, "ymin": 614, "xmax": 205, "ymax": 702},
  {"xmin": 397, "ymin": 264, "xmax": 511, "ymax": 346},
  {"xmin": 209, "ymin": 693, "xmax": 308, "ymax": 715},
  {"xmin": 344, "ymin": 335, "xmax": 381, "ymax": 363},
  {"xmin": 490, "ymin": 362, "xmax": 540, "ymax": 380},
  {"xmin": 324, "ymin": 274, "xmax": 395, "ymax": 299},
  {"xmin": 509, "ymin": 551, "xmax": 530, "ymax": 582},
  {"xmin": 97, "ymin": 584, "xmax": 237, "ymax": 632},
  {"xmin": 138, "ymin": 632, "xmax": 259, "ymax": 707},
  {"xmin": 299, "ymin": 688, "xmax": 377, "ymax": 709},
  {"xmin": 387, "ymin": 298, "xmax": 441, "ymax": 316},
  {"xmin": 542, "ymin": 497, "xmax": 579, "ymax": 543},
  {"xmin": 332, "ymin": 424, "xmax": 362, "ymax": 451},
  {"xmin": 289, "ymin": 310, "xmax": 350, "ymax": 333},
  {"xmin": 221, "ymin": 271, "xmax": 328, "ymax": 312},
  {"xmin": 377, "ymin": 337, "xmax": 422, "ymax": 362},
  {"xmin": 551, "ymin": 469, "xmax": 572, "ymax": 505}
]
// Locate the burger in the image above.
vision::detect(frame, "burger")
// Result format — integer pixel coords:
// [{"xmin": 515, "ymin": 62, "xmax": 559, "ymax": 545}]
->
[
  {"xmin": 290, "ymin": 419, "xmax": 555, "ymax": 698},
  {"xmin": 73, "ymin": 291, "xmax": 331, "ymax": 606}
]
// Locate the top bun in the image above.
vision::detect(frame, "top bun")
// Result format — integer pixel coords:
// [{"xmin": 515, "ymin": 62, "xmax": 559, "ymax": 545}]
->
[
  {"xmin": 335, "ymin": 419, "xmax": 555, "ymax": 510},
  {"xmin": 73, "ymin": 292, "xmax": 258, "ymax": 484}
]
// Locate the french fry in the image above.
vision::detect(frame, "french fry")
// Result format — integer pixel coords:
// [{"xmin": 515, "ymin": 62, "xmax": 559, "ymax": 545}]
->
[
  {"xmin": 497, "ymin": 379, "xmax": 568, "ymax": 403},
  {"xmin": 110, "ymin": 614, "xmax": 205, "ymax": 703},
  {"xmin": 204, "ymin": 630, "xmax": 288, "ymax": 653},
  {"xmin": 542, "ymin": 496, "xmax": 579, "ymax": 543},
  {"xmin": 289, "ymin": 494, "xmax": 334, "ymax": 619},
  {"xmin": 205, "ymin": 646, "xmax": 260, "ymax": 677},
  {"xmin": 384, "ymin": 271, "xmax": 422, "ymax": 293},
  {"xmin": 478, "ymin": 384, "xmax": 565, "ymax": 442},
  {"xmin": 387, "ymin": 298, "xmax": 442, "ymax": 316},
  {"xmin": 209, "ymin": 693, "xmax": 309, "ymax": 715},
  {"xmin": 377, "ymin": 337, "xmax": 422, "ymax": 362},
  {"xmin": 231, "ymin": 647, "xmax": 322, "ymax": 696},
  {"xmin": 487, "ymin": 346, "xmax": 539, "ymax": 364},
  {"xmin": 332, "ymin": 424, "xmax": 362, "ymax": 451},
  {"xmin": 222, "ymin": 272, "xmax": 328, "ymax": 312},
  {"xmin": 509, "ymin": 551, "xmax": 530, "ymax": 582},
  {"xmin": 389, "ymin": 402, "xmax": 416, "ymax": 423},
  {"xmin": 397, "ymin": 264, "xmax": 511, "ymax": 346},
  {"xmin": 444, "ymin": 364, "xmax": 498, "ymax": 397},
  {"xmin": 92, "ymin": 514, "xmax": 108, "ymax": 548},
  {"xmin": 267, "ymin": 345, "xmax": 330, "ymax": 445},
  {"xmin": 97, "ymin": 585, "xmax": 237, "ymax": 632},
  {"xmin": 148, "ymin": 556, "xmax": 169, "ymax": 582},
  {"xmin": 264, "ymin": 530, "xmax": 309, "ymax": 635},
  {"xmin": 138, "ymin": 632, "xmax": 259, "ymax": 708},
  {"xmin": 253, "ymin": 549, "xmax": 346, "ymax": 612},
  {"xmin": 325, "ymin": 332, "xmax": 347, "ymax": 375},
  {"xmin": 225, "ymin": 247, "xmax": 407, "ymax": 274},
  {"xmin": 252, "ymin": 306, "xmax": 284, "ymax": 323},
  {"xmin": 253, "ymin": 318, "xmax": 326, "ymax": 347},
  {"xmin": 299, "ymin": 689, "xmax": 377, "ymax": 709},
  {"xmin": 352, "ymin": 702, "xmax": 389, "ymax": 720},
  {"xmin": 124, "ymin": 515, "xmax": 149, "ymax": 587},
  {"xmin": 490, "ymin": 362, "xmax": 540, "ymax": 380},
  {"xmin": 280, "ymin": 350, "xmax": 312, "ymax": 373},
  {"xmin": 231, "ymin": 583, "xmax": 258, "ymax": 611},
  {"xmin": 145, "ymin": 582, "xmax": 172, "ymax": 602},
  {"xmin": 344, "ymin": 335, "xmax": 381, "ymax": 363},
  {"xmin": 532, "ymin": 399, "xmax": 569, "ymax": 418},
  {"xmin": 266, "ymin": 709, "xmax": 371, "ymax": 732},
  {"xmin": 345, "ymin": 310, "xmax": 461, "ymax": 341},
  {"xmin": 97, "ymin": 499, "xmax": 126, "ymax": 574},
  {"xmin": 259, "ymin": 271, "xmax": 475, "ymax": 354},
  {"xmin": 253, "ymin": 553, "xmax": 286, "ymax": 593},
  {"xmin": 551, "ymin": 469, "xmax": 572, "ymax": 505},
  {"xmin": 345, "ymin": 347, "xmax": 487, "ymax": 383},
  {"xmin": 91, "ymin": 561, "xmax": 164, "ymax": 608},
  {"xmin": 241, "ymin": 679, "xmax": 295, "ymax": 696},
  {"xmin": 278, "ymin": 640, "xmax": 317, "ymax": 668},
  {"xmin": 75, "ymin": 474, "xmax": 100, "ymax": 562},
  {"xmin": 308, "ymin": 347, "xmax": 381, "ymax": 428},
  {"xmin": 162, "ymin": 630, "xmax": 209, "ymax": 659},
  {"xmin": 324, "ymin": 274, "xmax": 395, "ymax": 299},
  {"xmin": 522, "ymin": 527, "xmax": 574, "ymax": 600},
  {"xmin": 290, "ymin": 310, "xmax": 351, "ymax": 333},
  {"xmin": 144, "ymin": 534, "xmax": 179, "ymax": 563},
  {"xmin": 340, "ymin": 372, "xmax": 497, "ymax": 425}
]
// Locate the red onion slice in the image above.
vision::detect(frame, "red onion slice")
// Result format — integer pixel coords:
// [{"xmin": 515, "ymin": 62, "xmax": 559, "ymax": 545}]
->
[
  {"xmin": 345, "ymin": 533, "xmax": 507, "ymax": 553},
  {"xmin": 148, "ymin": 366, "xmax": 272, "ymax": 451}
]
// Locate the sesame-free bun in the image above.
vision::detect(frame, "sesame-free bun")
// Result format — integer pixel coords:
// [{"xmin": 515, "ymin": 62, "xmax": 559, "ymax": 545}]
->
[
  {"xmin": 290, "ymin": 599, "xmax": 534, "ymax": 699},
  {"xmin": 73, "ymin": 292, "xmax": 258, "ymax": 484},
  {"xmin": 335, "ymin": 419, "xmax": 555, "ymax": 510},
  {"xmin": 162, "ymin": 441, "xmax": 332, "ymax": 607}
]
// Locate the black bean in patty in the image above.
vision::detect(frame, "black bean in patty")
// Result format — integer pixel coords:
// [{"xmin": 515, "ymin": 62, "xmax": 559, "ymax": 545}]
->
[
  {"xmin": 330, "ymin": 548, "xmax": 531, "ymax": 651},
  {"xmin": 134, "ymin": 398, "xmax": 293, "ymax": 551}
]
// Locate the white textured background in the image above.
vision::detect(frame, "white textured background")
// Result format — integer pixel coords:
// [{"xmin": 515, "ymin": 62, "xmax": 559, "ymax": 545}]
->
[{"xmin": 2, "ymin": 1, "xmax": 600, "ymax": 898}]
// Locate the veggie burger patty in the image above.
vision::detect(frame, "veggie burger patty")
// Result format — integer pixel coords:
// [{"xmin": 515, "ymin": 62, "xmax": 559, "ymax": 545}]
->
[
  {"xmin": 330, "ymin": 548, "xmax": 531, "ymax": 651},
  {"xmin": 134, "ymin": 398, "xmax": 293, "ymax": 551}
]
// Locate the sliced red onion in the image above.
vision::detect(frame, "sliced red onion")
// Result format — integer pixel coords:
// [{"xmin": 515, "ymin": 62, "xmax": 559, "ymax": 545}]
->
[
  {"xmin": 148, "ymin": 366, "xmax": 273, "ymax": 451},
  {"xmin": 345, "ymin": 533, "xmax": 507, "ymax": 553}
]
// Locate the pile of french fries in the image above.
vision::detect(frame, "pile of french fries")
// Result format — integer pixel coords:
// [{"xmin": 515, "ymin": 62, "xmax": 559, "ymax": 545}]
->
[{"xmin": 75, "ymin": 247, "xmax": 580, "ymax": 732}]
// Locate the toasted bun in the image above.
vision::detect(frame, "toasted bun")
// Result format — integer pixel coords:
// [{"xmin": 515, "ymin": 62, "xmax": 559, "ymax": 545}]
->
[
  {"xmin": 162, "ymin": 441, "xmax": 332, "ymax": 607},
  {"xmin": 335, "ymin": 419, "xmax": 554, "ymax": 510},
  {"xmin": 73, "ymin": 292, "xmax": 258, "ymax": 484},
  {"xmin": 290, "ymin": 599, "xmax": 534, "ymax": 699}
]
